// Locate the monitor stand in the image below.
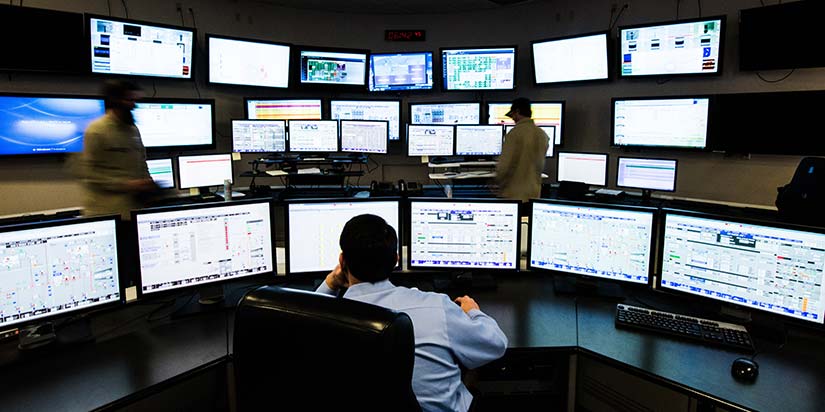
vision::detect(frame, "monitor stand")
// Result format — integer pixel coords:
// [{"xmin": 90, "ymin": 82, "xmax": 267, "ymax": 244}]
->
[
  {"xmin": 17, "ymin": 323, "xmax": 56, "ymax": 350},
  {"xmin": 640, "ymin": 189, "xmax": 654, "ymax": 204},
  {"xmin": 718, "ymin": 305, "xmax": 786, "ymax": 345},
  {"xmin": 197, "ymin": 285, "xmax": 225, "ymax": 305},
  {"xmin": 432, "ymin": 272, "xmax": 498, "ymax": 294},
  {"xmin": 197, "ymin": 187, "xmax": 221, "ymax": 201},
  {"xmin": 552, "ymin": 276, "xmax": 625, "ymax": 300}
]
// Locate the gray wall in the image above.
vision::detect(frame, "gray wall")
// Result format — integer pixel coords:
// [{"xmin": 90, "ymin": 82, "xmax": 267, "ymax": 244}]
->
[{"xmin": 0, "ymin": 0, "xmax": 820, "ymax": 215}]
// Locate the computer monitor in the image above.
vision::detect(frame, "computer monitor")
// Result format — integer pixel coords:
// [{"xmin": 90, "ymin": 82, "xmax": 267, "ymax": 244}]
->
[
  {"xmin": 245, "ymin": 99, "xmax": 322, "ymax": 120},
  {"xmin": 285, "ymin": 199, "xmax": 401, "ymax": 274},
  {"xmin": 231, "ymin": 120, "xmax": 287, "ymax": 153},
  {"xmin": 329, "ymin": 99, "xmax": 401, "ymax": 141},
  {"xmin": 619, "ymin": 16, "xmax": 725, "ymax": 77},
  {"xmin": 369, "ymin": 51, "xmax": 434, "ymax": 92},
  {"xmin": 407, "ymin": 125, "xmax": 455, "ymax": 157},
  {"xmin": 207, "ymin": 34, "xmax": 290, "ymax": 88},
  {"xmin": 0, "ymin": 215, "xmax": 122, "ymax": 329},
  {"xmin": 340, "ymin": 120, "xmax": 388, "ymax": 154},
  {"xmin": 504, "ymin": 125, "xmax": 555, "ymax": 157},
  {"xmin": 740, "ymin": 2, "xmax": 825, "ymax": 71},
  {"xmin": 287, "ymin": 120, "xmax": 338, "ymax": 153},
  {"xmin": 531, "ymin": 31, "xmax": 609, "ymax": 84},
  {"xmin": 409, "ymin": 102, "xmax": 480, "ymax": 125},
  {"xmin": 557, "ymin": 152, "xmax": 608, "ymax": 186},
  {"xmin": 87, "ymin": 14, "xmax": 194, "ymax": 79},
  {"xmin": 529, "ymin": 200, "xmax": 655, "ymax": 285},
  {"xmin": 617, "ymin": 157, "xmax": 677, "ymax": 195},
  {"xmin": 0, "ymin": 94, "xmax": 105, "ymax": 156},
  {"xmin": 440, "ymin": 46, "xmax": 517, "ymax": 91},
  {"xmin": 612, "ymin": 97, "xmax": 710, "ymax": 149},
  {"xmin": 297, "ymin": 46, "xmax": 368, "ymax": 87},
  {"xmin": 146, "ymin": 158, "xmax": 175, "ymax": 189},
  {"xmin": 659, "ymin": 210, "xmax": 825, "ymax": 325},
  {"xmin": 133, "ymin": 200, "xmax": 274, "ymax": 296},
  {"xmin": 0, "ymin": 5, "xmax": 85, "ymax": 73},
  {"xmin": 177, "ymin": 153, "xmax": 233, "ymax": 190},
  {"xmin": 133, "ymin": 99, "xmax": 215, "ymax": 151},
  {"xmin": 488, "ymin": 101, "xmax": 564, "ymax": 145},
  {"xmin": 455, "ymin": 125, "xmax": 503, "ymax": 157},
  {"xmin": 408, "ymin": 199, "xmax": 520, "ymax": 270}
]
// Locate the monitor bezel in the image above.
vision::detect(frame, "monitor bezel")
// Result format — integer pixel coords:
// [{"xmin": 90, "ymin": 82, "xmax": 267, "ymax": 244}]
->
[
  {"xmin": 328, "ymin": 98, "xmax": 402, "ymax": 141},
  {"xmin": 283, "ymin": 197, "xmax": 403, "ymax": 276},
  {"xmin": 0, "ymin": 214, "xmax": 125, "ymax": 330},
  {"xmin": 206, "ymin": 33, "xmax": 292, "ymax": 89},
  {"xmin": 487, "ymin": 100, "xmax": 566, "ymax": 146},
  {"xmin": 406, "ymin": 124, "xmax": 456, "ymax": 157},
  {"xmin": 610, "ymin": 95, "xmax": 713, "ymax": 150},
  {"xmin": 406, "ymin": 197, "xmax": 522, "ymax": 273},
  {"xmin": 556, "ymin": 151, "xmax": 609, "ymax": 186},
  {"xmin": 439, "ymin": 45, "xmax": 518, "ymax": 92},
  {"xmin": 616, "ymin": 156, "xmax": 678, "ymax": 193},
  {"xmin": 294, "ymin": 45, "xmax": 370, "ymax": 90},
  {"xmin": 657, "ymin": 208, "xmax": 825, "ymax": 326},
  {"xmin": 145, "ymin": 156, "xmax": 177, "ymax": 190},
  {"xmin": 230, "ymin": 119, "xmax": 287, "ymax": 153},
  {"xmin": 243, "ymin": 97, "xmax": 324, "ymax": 120},
  {"xmin": 130, "ymin": 199, "xmax": 276, "ymax": 299},
  {"xmin": 368, "ymin": 50, "xmax": 435, "ymax": 92},
  {"xmin": 175, "ymin": 152, "xmax": 235, "ymax": 190},
  {"xmin": 286, "ymin": 119, "xmax": 340, "ymax": 153},
  {"xmin": 528, "ymin": 198, "xmax": 658, "ymax": 287},
  {"xmin": 530, "ymin": 30, "xmax": 612, "ymax": 86},
  {"xmin": 408, "ymin": 101, "xmax": 482, "ymax": 125},
  {"xmin": 85, "ymin": 13, "xmax": 196, "ymax": 80},
  {"xmin": 339, "ymin": 119, "xmax": 390, "ymax": 154},
  {"xmin": 135, "ymin": 97, "xmax": 217, "ymax": 152},
  {"xmin": 454, "ymin": 124, "xmax": 504, "ymax": 156},
  {"xmin": 617, "ymin": 15, "xmax": 727, "ymax": 78}
]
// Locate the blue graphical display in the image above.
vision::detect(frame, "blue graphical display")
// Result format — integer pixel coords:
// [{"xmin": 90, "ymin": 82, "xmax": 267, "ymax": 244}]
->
[
  {"xmin": 530, "ymin": 202, "xmax": 653, "ymax": 284},
  {"xmin": 369, "ymin": 52, "xmax": 433, "ymax": 91},
  {"xmin": 0, "ymin": 96, "xmax": 105, "ymax": 155},
  {"xmin": 661, "ymin": 213, "xmax": 825, "ymax": 324},
  {"xmin": 410, "ymin": 201, "xmax": 519, "ymax": 269}
]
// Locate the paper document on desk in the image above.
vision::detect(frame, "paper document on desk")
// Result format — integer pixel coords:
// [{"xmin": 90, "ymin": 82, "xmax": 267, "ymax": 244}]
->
[
  {"xmin": 266, "ymin": 170, "xmax": 288, "ymax": 176},
  {"xmin": 297, "ymin": 168, "xmax": 322, "ymax": 174}
]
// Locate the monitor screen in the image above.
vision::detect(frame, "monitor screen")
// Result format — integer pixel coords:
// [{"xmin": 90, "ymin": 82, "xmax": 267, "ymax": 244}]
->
[
  {"xmin": 245, "ymin": 99, "xmax": 322, "ymax": 120},
  {"xmin": 407, "ymin": 125, "xmax": 454, "ymax": 157},
  {"xmin": 530, "ymin": 201, "xmax": 654, "ymax": 284},
  {"xmin": 660, "ymin": 211, "xmax": 825, "ymax": 324},
  {"xmin": 0, "ymin": 95, "xmax": 105, "ymax": 155},
  {"xmin": 504, "ymin": 125, "xmax": 555, "ymax": 157},
  {"xmin": 232, "ymin": 120, "xmax": 286, "ymax": 153},
  {"xmin": 177, "ymin": 153, "xmax": 233, "ymax": 189},
  {"xmin": 613, "ymin": 97, "xmax": 709, "ymax": 149},
  {"xmin": 0, "ymin": 217, "xmax": 121, "ymax": 328},
  {"xmin": 133, "ymin": 100, "xmax": 214, "ymax": 150},
  {"xmin": 208, "ymin": 35, "xmax": 290, "ymax": 88},
  {"xmin": 299, "ymin": 48, "xmax": 368, "ymax": 86},
  {"xmin": 617, "ymin": 157, "xmax": 677, "ymax": 192},
  {"xmin": 330, "ymin": 100, "xmax": 401, "ymax": 141},
  {"xmin": 532, "ymin": 32, "xmax": 609, "ymax": 84},
  {"xmin": 740, "ymin": 2, "xmax": 825, "ymax": 71},
  {"xmin": 369, "ymin": 51, "xmax": 434, "ymax": 92},
  {"xmin": 0, "ymin": 5, "xmax": 85, "ymax": 73},
  {"xmin": 488, "ymin": 102, "xmax": 563, "ymax": 145},
  {"xmin": 441, "ymin": 47, "xmax": 516, "ymax": 90},
  {"xmin": 409, "ymin": 200, "xmax": 520, "ymax": 269},
  {"xmin": 455, "ymin": 125, "xmax": 503, "ymax": 156},
  {"xmin": 620, "ymin": 17, "xmax": 724, "ymax": 77},
  {"xmin": 88, "ymin": 15, "xmax": 194, "ymax": 79},
  {"xmin": 135, "ymin": 201, "xmax": 274, "ymax": 295},
  {"xmin": 146, "ymin": 158, "xmax": 174, "ymax": 189},
  {"xmin": 557, "ymin": 152, "xmax": 608, "ymax": 186},
  {"xmin": 287, "ymin": 120, "xmax": 338, "ymax": 152},
  {"xmin": 340, "ymin": 120, "xmax": 388, "ymax": 154},
  {"xmin": 409, "ymin": 102, "xmax": 480, "ymax": 125},
  {"xmin": 286, "ymin": 200, "xmax": 400, "ymax": 274}
]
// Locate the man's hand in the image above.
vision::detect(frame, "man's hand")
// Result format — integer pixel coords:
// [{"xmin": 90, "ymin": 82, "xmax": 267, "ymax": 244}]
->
[
  {"xmin": 454, "ymin": 295, "xmax": 480, "ymax": 314},
  {"xmin": 125, "ymin": 178, "xmax": 156, "ymax": 192},
  {"xmin": 324, "ymin": 264, "xmax": 349, "ymax": 291}
]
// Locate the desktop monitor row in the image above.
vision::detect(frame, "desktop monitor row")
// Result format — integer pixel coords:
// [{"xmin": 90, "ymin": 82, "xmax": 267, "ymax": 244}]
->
[
  {"xmin": 232, "ymin": 119, "xmax": 389, "ymax": 154},
  {"xmin": 557, "ymin": 153, "xmax": 678, "ymax": 193},
  {"xmin": 2, "ymin": 197, "xmax": 824, "ymax": 334}
]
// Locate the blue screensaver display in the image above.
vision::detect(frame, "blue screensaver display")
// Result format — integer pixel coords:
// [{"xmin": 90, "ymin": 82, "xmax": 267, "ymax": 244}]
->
[{"xmin": 0, "ymin": 96, "xmax": 105, "ymax": 155}]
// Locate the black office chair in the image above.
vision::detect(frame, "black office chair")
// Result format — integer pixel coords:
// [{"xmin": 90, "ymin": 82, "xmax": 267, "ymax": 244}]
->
[
  {"xmin": 776, "ymin": 157, "xmax": 825, "ymax": 226},
  {"xmin": 233, "ymin": 286, "xmax": 421, "ymax": 411}
]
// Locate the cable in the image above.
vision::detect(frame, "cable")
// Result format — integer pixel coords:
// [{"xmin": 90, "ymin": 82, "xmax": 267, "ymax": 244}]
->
[
  {"xmin": 656, "ymin": 77, "xmax": 673, "ymax": 85},
  {"xmin": 756, "ymin": 68, "xmax": 795, "ymax": 83},
  {"xmin": 151, "ymin": 80, "xmax": 157, "ymax": 97},
  {"xmin": 608, "ymin": 4, "xmax": 629, "ymax": 30},
  {"xmin": 107, "ymin": 0, "xmax": 112, "ymax": 15},
  {"xmin": 177, "ymin": 7, "xmax": 186, "ymax": 26},
  {"xmin": 188, "ymin": 8, "xmax": 198, "ymax": 28},
  {"xmin": 697, "ymin": 0, "xmax": 702, "ymax": 17},
  {"xmin": 676, "ymin": 0, "xmax": 680, "ymax": 19},
  {"xmin": 121, "ymin": 0, "xmax": 129, "ymax": 18},
  {"xmin": 187, "ymin": 7, "xmax": 202, "ymax": 98}
]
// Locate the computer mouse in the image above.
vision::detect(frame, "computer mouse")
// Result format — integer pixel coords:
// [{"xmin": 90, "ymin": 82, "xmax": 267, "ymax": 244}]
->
[{"xmin": 731, "ymin": 357, "xmax": 759, "ymax": 382}]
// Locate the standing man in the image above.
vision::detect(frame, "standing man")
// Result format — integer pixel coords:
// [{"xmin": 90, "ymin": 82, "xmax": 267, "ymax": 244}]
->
[
  {"xmin": 496, "ymin": 97, "xmax": 549, "ymax": 203},
  {"xmin": 75, "ymin": 80, "xmax": 156, "ymax": 220}
]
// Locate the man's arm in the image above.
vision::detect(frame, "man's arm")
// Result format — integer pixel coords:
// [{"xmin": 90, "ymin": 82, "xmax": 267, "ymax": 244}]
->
[
  {"xmin": 447, "ymin": 295, "xmax": 508, "ymax": 369},
  {"xmin": 316, "ymin": 264, "xmax": 349, "ymax": 296}
]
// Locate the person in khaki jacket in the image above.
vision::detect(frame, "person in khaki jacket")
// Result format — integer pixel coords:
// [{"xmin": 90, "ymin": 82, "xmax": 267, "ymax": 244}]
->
[
  {"xmin": 74, "ymin": 80, "xmax": 156, "ymax": 220},
  {"xmin": 496, "ymin": 97, "xmax": 549, "ymax": 203}
]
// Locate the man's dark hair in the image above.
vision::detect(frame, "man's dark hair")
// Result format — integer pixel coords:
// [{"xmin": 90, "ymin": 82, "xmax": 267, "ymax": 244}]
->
[
  {"xmin": 339, "ymin": 214, "xmax": 398, "ymax": 282},
  {"xmin": 509, "ymin": 97, "xmax": 532, "ymax": 118},
  {"xmin": 101, "ymin": 79, "xmax": 142, "ymax": 110}
]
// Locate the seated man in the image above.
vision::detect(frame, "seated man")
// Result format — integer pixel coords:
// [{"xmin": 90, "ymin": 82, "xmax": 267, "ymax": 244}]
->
[{"xmin": 317, "ymin": 214, "xmax": 508, "ymax": 411}]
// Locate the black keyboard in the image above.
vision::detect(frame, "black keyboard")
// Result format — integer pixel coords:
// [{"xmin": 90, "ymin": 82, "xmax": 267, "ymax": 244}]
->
[{"xmin": 615, "ymin": 304, "xmax": 754, "ymax": 352}]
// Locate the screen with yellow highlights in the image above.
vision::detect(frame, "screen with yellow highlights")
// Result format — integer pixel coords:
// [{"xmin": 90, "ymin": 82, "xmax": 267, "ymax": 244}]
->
[
  {"xmin": 245, "ymin": 99, "xmax": 322, "ymax": 120},
  {"xmin": 488, "ymin": 101, "xmax": 563, "ymax": 144}
]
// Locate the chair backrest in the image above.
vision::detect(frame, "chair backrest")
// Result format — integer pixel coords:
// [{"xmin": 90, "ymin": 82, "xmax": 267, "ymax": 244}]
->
[
  {"xmin": 233, "ymin": 286, "xmax": 420, "ymax": 411},
  {"xmin": 776, "ymin": 157, "xmax": 825, "ymax": 226}
]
